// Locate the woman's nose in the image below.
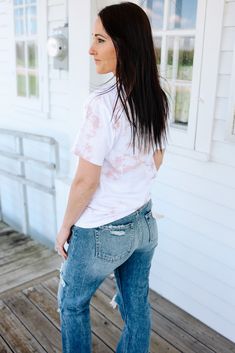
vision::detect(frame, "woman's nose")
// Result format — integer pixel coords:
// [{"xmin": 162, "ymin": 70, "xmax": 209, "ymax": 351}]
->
[{"xmin": 89, "ymin": 45, "xmax": 96, "ymax": 56}]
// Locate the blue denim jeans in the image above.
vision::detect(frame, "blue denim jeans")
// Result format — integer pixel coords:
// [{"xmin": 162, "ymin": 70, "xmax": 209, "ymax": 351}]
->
[{"xmin": 57, "ymin": 199, "xmax": 158, "ymax": 353}]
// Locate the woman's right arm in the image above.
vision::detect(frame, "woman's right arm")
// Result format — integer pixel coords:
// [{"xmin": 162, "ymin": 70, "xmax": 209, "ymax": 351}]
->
[{"xmin": 153, "ymin": 149, "xmax": 165, "ymax": 171}]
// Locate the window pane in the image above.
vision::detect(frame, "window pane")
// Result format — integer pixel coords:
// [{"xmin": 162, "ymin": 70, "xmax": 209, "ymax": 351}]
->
[
  {"xmin": 174, "ymin": 86, "xmax": 190, "ymax": 123},
  {"xmin": 27, "ymin": 42, "xmax": 37, "ymax": 68},
  {"xmin": 178, "ymin": 37, "xmax": 194, "ymax": 80},
  {"xmin": 26, "ymin": 5, "xmax": 37, "ymax": 35},
  {"xmin": 146, "ymin": 0, "xmax": 164, "ymax": 31},
  {"xmin": 28, "ymin": 73, "xmax": 39, "ymax": 97},
  {"xmin": 16, "ymin": 41, "xmax": 25, "ymax": 67},
  {"xmin": 166, "ymin": 37, "xmax": 174, "ymax": 79},
  {"xmin": 25, "ymin": 0, "xmax": 36, "ymax": 3},
  {"xmin": 154, "ymin": 37, "xmax": 162, "ymax": 68},
  {"xmin": 17, "ymin": 73, "xmax": 26, "ymax": 96},
  {"xmin": 14, "ymin": 0, "xmax": 24, "ymax": 5},
  {"xmin": 14, "ymin": 8, "xmax": 24, "ymax": 36},
  {"xmin": 168, "ymin": 0, "xmax": 198, "ymax": 30}
]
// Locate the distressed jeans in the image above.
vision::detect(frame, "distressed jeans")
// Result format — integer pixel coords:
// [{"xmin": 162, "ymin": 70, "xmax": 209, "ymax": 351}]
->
[{"xmin": 57, "ymin": 199, "xmax": 158, "ymax": 353}]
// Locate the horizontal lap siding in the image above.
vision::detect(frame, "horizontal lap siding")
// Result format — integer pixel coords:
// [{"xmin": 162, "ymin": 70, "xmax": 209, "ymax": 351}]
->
[
  {"xmin": 48, "ymin": 1, "xmax": 69, "ymax": 122},
  {"xmin": 0, "ymin": 0, "xmax": 70, "ymax": 243},
  {"xmin": 151, "ymin": 0, "xmax": 235, "ymax": 342}
]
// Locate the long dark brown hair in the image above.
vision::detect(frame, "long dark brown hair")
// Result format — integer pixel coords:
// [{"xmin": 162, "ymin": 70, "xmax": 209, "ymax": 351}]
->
[{"xmin": 98, "ymin": 2, "xmax": 169, "ymax": 154}]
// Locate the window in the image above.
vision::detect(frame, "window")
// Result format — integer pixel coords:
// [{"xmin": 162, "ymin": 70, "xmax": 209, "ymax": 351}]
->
[
  {"xmin": 13, "ymin": 0, "xmax": 39, "ymax": 99},
  {"xmin": 142, "ymin": 0, "xmax": 225, "ymax": 160},
  {"xmin": 146, "ymin": 0, "xmax": 198, "ymax": 128}
]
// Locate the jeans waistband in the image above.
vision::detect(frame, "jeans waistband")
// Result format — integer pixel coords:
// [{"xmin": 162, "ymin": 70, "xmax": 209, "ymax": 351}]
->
[
  {"xmin": 129, "ymin": 198, "xmax": 152, "ymax": 218},
  {"xmin": 108, "ymin": 199, "xmax": 152, "ymax": 226}
]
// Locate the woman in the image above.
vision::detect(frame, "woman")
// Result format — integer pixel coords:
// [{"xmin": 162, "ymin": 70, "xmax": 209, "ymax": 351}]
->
[{"xmin": 55, "ymin": 2, "xmax": 169, "ymax": 352}]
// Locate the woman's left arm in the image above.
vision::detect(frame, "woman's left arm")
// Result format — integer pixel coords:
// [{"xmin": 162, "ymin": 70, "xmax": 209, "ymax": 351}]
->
[{"xmin": 55, "ymin": 157, "xmax": 101, "ymax": 259}]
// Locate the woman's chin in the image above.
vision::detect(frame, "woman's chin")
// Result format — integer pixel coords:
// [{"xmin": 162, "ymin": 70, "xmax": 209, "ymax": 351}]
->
[{"xmin": 95, "ymin": 67, "xmax": 116, "ymax": 75}]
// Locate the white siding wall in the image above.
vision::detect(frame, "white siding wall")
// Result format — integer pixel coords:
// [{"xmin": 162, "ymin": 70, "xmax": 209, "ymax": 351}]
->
[
  {"xmin": 0, "ymin": 0, "xmax": 73, "ymax": 243},
  {"xmin": 48, "ymin": 0, "xmax": 69, "ymax": 122},
  {"xmin": 150, "ymin": 0, "xmax": 235, "ymax": 342}
]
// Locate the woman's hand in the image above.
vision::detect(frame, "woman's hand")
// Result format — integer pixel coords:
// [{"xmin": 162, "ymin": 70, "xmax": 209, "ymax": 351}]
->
[{"xmin": 55, "ymin": 226, "xmax": 72, "ymax": 260}]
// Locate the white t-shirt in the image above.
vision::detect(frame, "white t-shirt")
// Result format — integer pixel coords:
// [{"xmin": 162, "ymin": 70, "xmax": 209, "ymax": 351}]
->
[{"xmin": 71, "ymin": 84, "xmax": 165, "ymax": 228}]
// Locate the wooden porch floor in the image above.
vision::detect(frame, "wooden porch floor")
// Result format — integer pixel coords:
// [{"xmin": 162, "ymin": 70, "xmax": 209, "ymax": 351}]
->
[{"xmin": 0, "ymin": 221, "xmax": 234, "ymax": 353}]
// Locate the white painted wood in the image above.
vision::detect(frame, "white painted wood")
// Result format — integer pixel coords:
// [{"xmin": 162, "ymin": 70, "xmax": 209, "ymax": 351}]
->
[
  {"xmin": 68, "ymin": 0, "xmax": 91, "ymax": 177},
  {"xmin": 215, "ymin": 97, "xmax": 229, "ymax": 120},
  {"xmin": 224, "ymin": 1, "xmax": 235, "ymax": 27},
  {"xmin": 218, "ymin": 51, "xmax": 234, "ymax": 74},
  {"xmin": 0, "ymin": 26, "xmax": 8, "ymax": 39},
  {"xmin": 150, "ymin": 266, "xmax": 235, "ymax": 342},
  {"xmin": 48, "ymin": 20, "xmax": 65, "ymax": 33},
  {"xmin": 0, "ymin": 50, "xmax": 9, "ymax": 62},
  {"xmin": 156, "ymin": 165, "xmax": 235, "ymax": 211},
  {"xmin": 152, "ymin": 182, "xmax": 235, "ymax": 230},
  {"xmin": 48, "ymin": 4, "xmax": 66, "ymax": 22},
  {"xmin": 0, "ymin": 38, "xmax": 8, "ymax": 48},
  {"xmin": 48, "ymin": 0, "xmax": 64, "ymax": 6},
  {"xmin": 50, "ymin": 78, "xmax": 69, "ymax": 93},
  {"xmin": 50, "ymin": 105, "xmax": 69, "ymax": 121},
  {"xmin": 213, "ymin": 119, "xmax": 227, "ymax": 141},
  {"xmin": 0, "ymin": 13, "xmax": 7, "ymax": 26},
  {"xmin": 195, "ymin": 0, "xmax": 224, "ymax": 155},
  {"xmin": 225, "ymin": 42, "xmax": 235, "ymax": 141},
  {"xmin": 151, "ymin": 259, "xmax": 235, "ymax": 322},
  {"xmin": 38, "ymin": 0, "xmax": 49, "ymax": 117},
  {"xmin": 162, "ymin": 153, "xmax": 235, "ymax": 188},
  {"xmin": 152, "ymin": 276, "xmax": 235, "ymax": 343},
  {"xmin": 216, "ymin": 74, "xmax": 231, "ymax": 97},
  {"xmin": 210, "ymin": 140, "xmax": 235, "ymax": 167},
  {"xmin": 221, "ymin": 27, "xmax": 235, "ymax": 51},
  {"xmin": 165, "ymin": 143, "xmax": 210, "ymax": 161},
  {"xmin": 0, "ymin": 2, "xmax": 7, "ymax": 14},
  {"xmin": 153, "ymin": 245, "xmax": 235, "ymax": 307},
  {"xmin": 50, "ymin": 92, "xmax": 69, "ymax": 110},
  {"xmin": 156, "ymin": 218, "xmax": 235, "ymax": 268}
]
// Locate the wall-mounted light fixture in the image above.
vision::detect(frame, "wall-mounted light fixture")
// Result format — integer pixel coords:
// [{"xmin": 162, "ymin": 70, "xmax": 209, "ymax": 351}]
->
[{"xmin": 47, "ymin": 24, "xmax": 68, "ymax": 70}]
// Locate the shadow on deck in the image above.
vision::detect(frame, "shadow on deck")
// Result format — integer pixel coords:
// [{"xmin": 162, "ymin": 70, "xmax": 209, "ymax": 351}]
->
[{"xmin": 0, "ymin": 221, "xmax": 234, "ymax": 353}]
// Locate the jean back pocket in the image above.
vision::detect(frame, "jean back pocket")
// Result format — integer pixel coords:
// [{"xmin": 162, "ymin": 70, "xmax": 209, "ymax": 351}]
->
[{"xmin": 95, "ymin": 222, "xmax": 135, "ymax": 262}]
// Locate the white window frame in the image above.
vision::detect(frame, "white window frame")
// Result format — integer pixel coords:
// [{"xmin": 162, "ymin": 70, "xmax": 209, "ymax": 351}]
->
[
  {"xmin": 9, "ymin": 0, "xmax": 49, "ymax": 118},
  {"xmin": 225, "ymin": 42, "xmax": 235, "ymax": 142},
  {"xmin": 140, "ymin": 0, "xmax": 225, "ymax": 161}
]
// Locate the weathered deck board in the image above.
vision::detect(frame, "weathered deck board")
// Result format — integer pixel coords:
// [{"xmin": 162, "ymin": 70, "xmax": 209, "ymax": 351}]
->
[
  {"xmin": 0, "ymin": 300, "xmax": 47, "ymax": 353},
  {"xmin": 22, "ymin": 284, "xmax": 114, "ymax": 353},
  {"xmin": 0, "ymin": 224, "xmax": 61, "ymax": 295},
  {"xmin": 0, "ymin": 336, "xmax": 13, "ymax": 353},
  {"xmin": 0, "ymin": 221, "xmax": 235, "ymax": 353},
  {"xmin": 4, "ymin": 293, "xmax": 61, "ymax": 353}
]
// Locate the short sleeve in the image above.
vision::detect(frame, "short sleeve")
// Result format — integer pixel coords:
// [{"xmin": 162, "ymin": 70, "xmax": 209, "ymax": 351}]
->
[{"xmin": 71, "ymin": 95, "xmax": 114, "ymax": 166}]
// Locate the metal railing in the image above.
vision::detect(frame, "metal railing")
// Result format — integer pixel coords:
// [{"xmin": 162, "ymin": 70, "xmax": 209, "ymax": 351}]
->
[{"xmin": 0, "ymin": 128, "xmax": 59, "ymax": 235}]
